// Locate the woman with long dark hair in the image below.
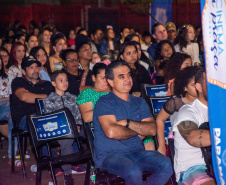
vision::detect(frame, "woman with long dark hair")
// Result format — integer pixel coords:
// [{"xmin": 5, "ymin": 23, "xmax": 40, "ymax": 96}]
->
[
  {"xmin": 100, "ymin": 28, "xmax": 119, "ymax": 56},
  {"xmin": 152, "ymin": 40, "xmax": 174, "ymax": 84},
  {"xmin": 38, "ymin": 28, "xmax": 51, "ymax": 56},
  {"xmin": 25, "ymin": 34, "xmax": 38, "ymax": 56},
  {"xmin": 60, "ymin": 49, "xmax": 93, "ymax": 96},
  {"xmin": 30, "ymin": 46, "xmax": 51, "ymax": 81},
  {"xmin": 0, "ymin": 56, "xmax": 17, "ymax": 163},
  {"xmin": 49, "ymin": 34, "xmax": 67, "ymax": 72},
  {"xmin": 0, "ymin": 47, "xmax": 10, "ymax": 73},
  {"xmin": 156, "ymin": 66, "xmax": 198, "ymax": 155},
  {"xmin": 77, "ymin": 63, "xmax": 110, "ymax": 123},
  {"xmin": 8, "ymin": 42, "xmax": 26, "ymax": 84},
  {"xmin": 164, "ymin": 52, "xmax": 192, "ymax": 96},
  {"xmin": 174, "ymin": 24, "xmax": 200, "ymax": 65},
  {"xmin": 118, "ymin": 41, "xmax": 152, "ymax": 96}
]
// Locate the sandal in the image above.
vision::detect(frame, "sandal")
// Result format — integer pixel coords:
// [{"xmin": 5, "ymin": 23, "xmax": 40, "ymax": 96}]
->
[{"xmin": 8, "ymin": 159, "xmax": 27, "ymax": 167}]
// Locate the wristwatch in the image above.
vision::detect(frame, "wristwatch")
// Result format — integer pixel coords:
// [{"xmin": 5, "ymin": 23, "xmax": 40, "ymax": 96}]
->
[{"xmin": 126, "ymin": 119, "xmax": 130, "ymax": 128}]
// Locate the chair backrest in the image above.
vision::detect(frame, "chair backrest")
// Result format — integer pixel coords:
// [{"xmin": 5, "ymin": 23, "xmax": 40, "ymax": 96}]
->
[
  {"xmin": 9, "ymin": 94, "xmax": 18, "ymax": 128},
  {"xmin": 141, "ymin": 84, "xmax": 167, "ymax": 98},
  {"xmin": 27, "ymin": 108, "xmax": 81, "ymax": 152},
  {"xmin": 168, "ymin": 138, "xmax": 175, "ymax": 166},
  {"xmin": 149, "ymin": 96, "xmax": 171, "ymax": 118},
  {"xmin": 147, "ymin": 96, "xmax": 172, "ymax": 142},
  {"xmin": 35, "ymin": 98, "xmax": 45, "ymax": 115},
  {"xmin": 83, "ymin": 122, "xmax": 95, "ymax": 165},
  {"xmin": 199, "ymin": 122, "xmax": 215, "ymax": 179}
]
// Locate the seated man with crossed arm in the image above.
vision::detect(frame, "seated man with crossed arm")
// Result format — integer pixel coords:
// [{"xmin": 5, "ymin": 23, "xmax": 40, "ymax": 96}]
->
[{"xmin": 93, "ymin": 60, "xmax": 173, "ymax": 185}]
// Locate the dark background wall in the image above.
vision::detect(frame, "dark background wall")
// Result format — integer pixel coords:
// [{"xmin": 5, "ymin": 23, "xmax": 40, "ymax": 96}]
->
[{"xmin": 0, "ymin": 2, "xmax": 201, "ymax": 35}]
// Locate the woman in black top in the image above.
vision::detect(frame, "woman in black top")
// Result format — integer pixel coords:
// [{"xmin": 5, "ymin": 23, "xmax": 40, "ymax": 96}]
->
[
  {"xmin": 60, "ymin": 49, "xmax": 93, "ymax": 96},
  {"xmin": 118, "ymin": 41, "xmax": 152, "ymax": 97},
  {"xmin": 156, "ymin": 66, "xmax": 199, "ymax": 155}
]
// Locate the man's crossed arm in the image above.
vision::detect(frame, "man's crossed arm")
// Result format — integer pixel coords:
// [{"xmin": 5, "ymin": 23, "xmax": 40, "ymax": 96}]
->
[{"xmin": 98, "ymin": 115, "xmax": 156, "ymax": 140}]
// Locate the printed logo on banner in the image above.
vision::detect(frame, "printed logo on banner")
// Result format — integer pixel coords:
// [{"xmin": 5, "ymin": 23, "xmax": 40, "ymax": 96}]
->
[
  {"xmin": 213, "ymin": 127, "xmax": 225, "ymax": 184},
  {"xmin": 202, "ymin": 0, "xmax": 226, "ymax": 87},
  {"xmin": 155, "ymin": 8, "xmax": 167, "ymax": 25}
]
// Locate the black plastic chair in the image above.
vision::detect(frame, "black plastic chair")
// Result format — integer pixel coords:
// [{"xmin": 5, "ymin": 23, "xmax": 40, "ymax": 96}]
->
[
  {"xmin": 10, "ymin": 94, "xmax": 28, "ymax": 179},
  {"xmin": 168, "ymin": 138, "xmax": 177, "ymax": 185},
  {"xmin": 199, "ymin": 122, "xmax": 215, "ymax": 180},
  {"xmin": 27, "ymin": 107, "xmax": 91, "ymax": 185},
  {"xmin": 144, "ymin": 95, "xmax": 176, "ymax": 185},
  {"xmin": 35, "ymin": 98, "xmax": 45, "ymax": 115},
  {"xmin": 0, "ymin": 120, "xmax": 8, "ymax": 149},
  {"xmin": 83, "ymin": 121, "xmax": 151, "ymax": 185}
]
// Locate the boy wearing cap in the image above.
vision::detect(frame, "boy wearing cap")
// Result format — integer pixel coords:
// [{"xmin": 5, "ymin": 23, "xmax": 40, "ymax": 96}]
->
[{"xmin": 11, "ymin": 56, "xmax": 54, "ymax": 131}]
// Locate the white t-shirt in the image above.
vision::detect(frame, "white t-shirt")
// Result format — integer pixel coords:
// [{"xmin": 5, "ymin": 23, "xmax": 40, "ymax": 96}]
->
[
  {"xmin": 139, "ymin": 60, "xmax": 149, "ymax": 71},
  {"xmin": 174, "ymin": 43, "xmax": 200, "ymax": 65},
  {"xmin": 173, "ymin": 98, "xmax": 208, "ymax": 182},
  {"xmin": 141, "ymin": 43, "xmax": 150, "ymax": 58},
  {"xmin": 8, "ymin": 65, "xmax": 22, "ymax": 92},
  {"xmin": 0, "ymin": 76, "xmax": 10, "ymax": 98}
]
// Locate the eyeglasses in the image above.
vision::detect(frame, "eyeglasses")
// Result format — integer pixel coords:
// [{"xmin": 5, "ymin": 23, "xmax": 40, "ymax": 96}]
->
[
  {"xmin": 66, "ymin": 58, "xmax": 79, "ymax": 63},
  {"xmin": 0, "ymin": 55, "xmax": 9, "ymax": 59}
]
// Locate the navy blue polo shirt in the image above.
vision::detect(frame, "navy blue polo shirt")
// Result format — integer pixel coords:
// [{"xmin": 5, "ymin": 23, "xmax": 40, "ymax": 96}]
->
[
  {"xmin": 93, "ymin": 92, "xmax": 153, "ymax": 167},
  {"xmin": 11, "ymin": 76, "xmax": 54, "ymax": 122}
]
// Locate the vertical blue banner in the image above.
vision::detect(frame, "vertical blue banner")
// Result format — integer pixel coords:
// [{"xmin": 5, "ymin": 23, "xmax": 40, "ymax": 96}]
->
[
  {"xmin": 200, "ymin": 0, "xmax": 226, "ymax": 184},
  {"xmin": 150, "ymin": 0, "xmax": 172, "ymax": 27}
]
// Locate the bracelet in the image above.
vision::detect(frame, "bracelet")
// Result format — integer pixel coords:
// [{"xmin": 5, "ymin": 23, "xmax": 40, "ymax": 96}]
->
[{"xmin": 126, "ymin": 119, "xmax": 130, "ymax": 128}]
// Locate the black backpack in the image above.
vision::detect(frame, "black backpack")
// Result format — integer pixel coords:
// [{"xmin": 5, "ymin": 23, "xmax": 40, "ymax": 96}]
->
[{"xmin": 199, "ymin": 122, "xmax": 215, "ymax": 180}]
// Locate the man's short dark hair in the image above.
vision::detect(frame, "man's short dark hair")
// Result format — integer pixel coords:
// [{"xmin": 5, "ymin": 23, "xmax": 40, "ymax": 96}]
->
[
  {"xmin": 60, "ymin": 49, "xmax": 77, "ymax": 61},
  {"xmin": 195, "ymin": 65, "xmax": 205, "ymax": 84},
  {"xmin": 106, "ymin": 60, "xmax": 130, "ymax": 80},
  {"xmin": 174, "ymin": 66, "xmax": 199, "ymax": 97},
  {"xmin": 13, "ymin": 33, "xmax": 25, "ymax": 43},
  {"xmin": 152, "ymin": 23, "xmax": 164, "ymax": 35},
  {"xmin": 50, "ymin": 70, "xmax": 67, "ymax": 82},
  {"xmin": 93, "ymin": 28, "xmax": 103, "ymax": 36},
  {"xmin": 124, "ymin": 34, "xmax": 140, "ymax": 42},
  {"xmin": 120, "ymin": 27, "xmax": 129, "ymax": 33},
  {"xmin": 142, "ymin": 31, "xmax": 151, "ymax": 38}
]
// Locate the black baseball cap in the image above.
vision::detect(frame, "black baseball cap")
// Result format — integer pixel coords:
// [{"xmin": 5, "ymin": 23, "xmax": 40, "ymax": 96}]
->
[{"xmin": 21, "ymin": 56, "xmax": 41, "ymax": 70}]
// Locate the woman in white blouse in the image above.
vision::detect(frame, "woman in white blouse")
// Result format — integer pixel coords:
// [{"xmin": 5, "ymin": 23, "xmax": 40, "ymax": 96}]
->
[
  {"xmin": 8, "ymin": 42, "xmax": 26, "ymax": 84},
  {"xmin": 174, "ymin": 24, "xmax": 201, "ymax": 66},
  {"xmin": 0, "ymin": 56, "xmax": 17, "ymax": 163}
]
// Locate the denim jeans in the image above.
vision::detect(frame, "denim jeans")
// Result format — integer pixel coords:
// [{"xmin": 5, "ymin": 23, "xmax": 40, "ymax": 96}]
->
[
  {"xmin": 42, "ymin": 140, "xmax": 79, "ymax": 174},
  {"xmin": 101, "ymin": 150, "xmax": 173, "ymax": 185},
  {"xmin": 19, "ymin": 115, "xmax": 29, "ymax": 131},
  {"xmin": 0, "ymin": 99, "xmax": 17, "ymax": 158}
]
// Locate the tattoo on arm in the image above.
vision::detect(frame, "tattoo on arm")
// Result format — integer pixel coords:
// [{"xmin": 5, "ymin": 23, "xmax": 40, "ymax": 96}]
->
[
  {"xmin": 177, "ymin": 121, "xmax": 198, "ymax": 141},
  {"xmin": 199, "ymin": 130, "xmax": 203, "ymax": 147}
]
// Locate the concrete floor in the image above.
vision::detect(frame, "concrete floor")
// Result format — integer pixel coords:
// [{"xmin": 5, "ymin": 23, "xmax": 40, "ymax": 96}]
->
[{"xmin": 0, "ymin": 138, "xmax": 87, "ymax": 185}]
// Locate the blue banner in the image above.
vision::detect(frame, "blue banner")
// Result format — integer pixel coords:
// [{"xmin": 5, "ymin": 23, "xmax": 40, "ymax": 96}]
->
[
  {"xmin": 200, "ymin": 0, "xmax": 226, "ymax": 184},
  {"xmin": 150, "ymin": 0, "xmax": 172, "ymax": 27},
  {"xmin": 31, "ymin": 111, "xmax": 71, "ymax": 141}
]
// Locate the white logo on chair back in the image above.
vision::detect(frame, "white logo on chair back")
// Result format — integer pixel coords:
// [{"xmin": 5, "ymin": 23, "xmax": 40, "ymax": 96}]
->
[{"xmin": 43, "ymin": 122, "xmax": 58, "ymax": 132}]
